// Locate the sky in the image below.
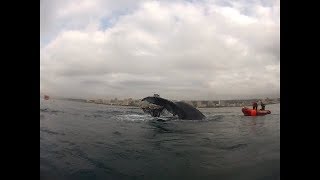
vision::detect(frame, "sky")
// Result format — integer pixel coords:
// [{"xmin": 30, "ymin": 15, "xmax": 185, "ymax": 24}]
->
[{"xmin": 40, "ymin": 0, "xmax": 280, "ymax": 100}]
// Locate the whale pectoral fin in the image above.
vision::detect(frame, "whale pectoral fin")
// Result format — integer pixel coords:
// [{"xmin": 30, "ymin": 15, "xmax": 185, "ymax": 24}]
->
[
  {"xmin": 142, "ymin": 96, "xmax": 180, "ymax": 117},
  {"xmin": 141, "ymin": 96, "xmax": 205, "ymax": 120}
]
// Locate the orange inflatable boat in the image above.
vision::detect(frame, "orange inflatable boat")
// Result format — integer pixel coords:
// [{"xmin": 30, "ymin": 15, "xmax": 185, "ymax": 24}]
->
[{"xmin": 242, "ymin": 107, "xmax": 271, "ymax": 116}]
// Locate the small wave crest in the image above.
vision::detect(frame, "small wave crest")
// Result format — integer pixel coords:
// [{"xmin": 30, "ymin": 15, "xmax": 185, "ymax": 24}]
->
[
  {"xmin": 206, "ymin": 115, "xmax": 225, "ymax": 121},
  {"xmin": 40, "ymin": 108, "xmax": 64, "ymax": 114},
  {"xmin": 40, "ymin": 128, "xmax": 60, "ymax": 135},
  {"xmin": 117, "ymin": 114, "xmax": 150, "ymax": 122},
  {"xmin": 218, "ymin": 143, "xmax": 248, "ymax": 150}
]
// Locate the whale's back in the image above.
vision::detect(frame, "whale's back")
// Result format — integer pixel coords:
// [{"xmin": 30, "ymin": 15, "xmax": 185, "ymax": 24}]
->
[{"xmin": 175, "ymin": 101, "xmax": 205, "ymax": 120}]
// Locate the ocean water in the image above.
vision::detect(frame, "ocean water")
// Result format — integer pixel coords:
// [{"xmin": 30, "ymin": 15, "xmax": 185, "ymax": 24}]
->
[{"xmin": 40, "ymin": 99, "xmax": 280, "ymax": 180}]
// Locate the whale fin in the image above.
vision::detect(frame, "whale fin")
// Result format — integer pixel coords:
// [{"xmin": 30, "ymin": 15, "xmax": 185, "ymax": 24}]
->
[
  {"xmin": 142, "ymin": 96, "xmax": 205, "ymax": 120},
  {"xmin": 141, "ymin": 96, "xmax": 183, "ymax": 117}
]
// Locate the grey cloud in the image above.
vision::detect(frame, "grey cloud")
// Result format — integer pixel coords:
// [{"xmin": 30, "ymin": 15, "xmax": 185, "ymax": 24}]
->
[{"xmin": 41, "ymin": 0, "xmax": 279, "ymax": 100}]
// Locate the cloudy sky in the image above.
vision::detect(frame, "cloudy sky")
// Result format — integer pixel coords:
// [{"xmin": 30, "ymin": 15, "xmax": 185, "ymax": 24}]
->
[{"xmin": 40, "ymin": 0, "xmax": 280, "ymax": 100}]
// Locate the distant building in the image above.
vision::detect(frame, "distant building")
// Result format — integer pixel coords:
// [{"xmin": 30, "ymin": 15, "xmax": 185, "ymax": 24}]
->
[
  {"xmin": 218, "ymin": 100, "xmax": 226, "ymax": 106},
  {"xmin": 196, "ymin": 101, "xmax": 208, "ymax": 108},
  {"xmin": 191, "ymin": 101, "xmax": 198, "ymax": 107},
  {"xmin": 184, "ymin": 101, "xmax": 194, "ymax": 106},
  {"xmin": 95, "ymin": 99, "xmax": 103, "ymax": 104}
]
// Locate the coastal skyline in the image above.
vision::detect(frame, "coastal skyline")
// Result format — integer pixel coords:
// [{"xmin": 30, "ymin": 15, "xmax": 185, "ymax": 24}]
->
[{"xmin": 40, "ymin": 0, "xmax": 280, "ymax": 100}]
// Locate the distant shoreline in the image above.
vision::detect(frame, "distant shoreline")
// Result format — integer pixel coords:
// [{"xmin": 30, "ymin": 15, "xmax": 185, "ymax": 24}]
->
[
  {"xmin": 86, "ymin": 102, "xmax": 280, "ymax": 109},
  {"xmin": 42, "ymin": 96, "xmax": 280, "ymax": 109}
]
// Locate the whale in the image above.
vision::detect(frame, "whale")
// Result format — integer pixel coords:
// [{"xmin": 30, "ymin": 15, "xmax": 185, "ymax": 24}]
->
[{"xmin": 141, "ymin": 96, "xmax": 205, "ymax": 120}]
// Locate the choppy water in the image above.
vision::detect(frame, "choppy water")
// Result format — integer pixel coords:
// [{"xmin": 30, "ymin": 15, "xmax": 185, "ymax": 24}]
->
[{"xmin": 40, "ymin": 99, "xmax": 280, "ymax": 180}]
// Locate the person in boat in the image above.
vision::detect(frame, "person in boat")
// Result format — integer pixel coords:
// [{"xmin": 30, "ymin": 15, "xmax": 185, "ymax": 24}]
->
[
  {"xmin": 252, "ymin": 101, "xmax": 258, "ymax": 110},
  {"xmin": 260, "ymin": 100, "xmax": 266, "ymax": 110}
]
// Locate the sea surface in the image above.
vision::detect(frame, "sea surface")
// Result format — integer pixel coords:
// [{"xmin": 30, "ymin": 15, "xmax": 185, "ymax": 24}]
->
[{"xmin": 40, "ymin": 99, "xmax": 280, "ymax": 180}]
